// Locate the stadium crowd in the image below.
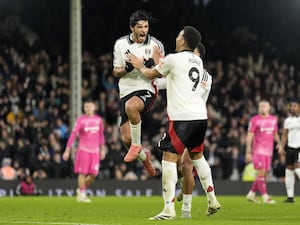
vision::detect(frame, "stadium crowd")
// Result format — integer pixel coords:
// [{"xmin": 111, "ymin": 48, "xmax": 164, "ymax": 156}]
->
[{"xmin": 0, "ymin": 21, "xmax": 299, "ymax": 183}]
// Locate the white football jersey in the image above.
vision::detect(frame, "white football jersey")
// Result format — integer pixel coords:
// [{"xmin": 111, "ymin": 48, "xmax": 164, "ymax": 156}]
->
[
  {"xmin": 113, "ymin": 34, "xmax": 164, "ymax": 98},
  {"xmin": 284, "ymin": 115, "xmax": 300, "ymax": 148},
  {"xmin": 155, "ymin": 51, "xmax": 212, "ymax": 120}
]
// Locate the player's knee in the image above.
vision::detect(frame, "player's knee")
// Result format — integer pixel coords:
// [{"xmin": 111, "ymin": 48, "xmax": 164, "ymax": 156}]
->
[
  {"xmin": 294, "ymin": 168, "xmax": 300, "ymax": 179},
  {"xmin": 125, "ymin": 99, "xmax": 137, "ymax": 112},
  {"xmin": 125, "ymin": 97, "xmax": 144, "ymax": 114},
  {"xmin": 125, "ymin": 105, "xmax": 134, "ymax": 115},
  {"xmin": 181, "ymin": 161, "xmax": 193, "ymax": 174}
]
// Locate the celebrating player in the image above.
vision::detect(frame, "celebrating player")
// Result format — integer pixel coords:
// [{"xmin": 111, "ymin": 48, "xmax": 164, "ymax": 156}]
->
[
  {"xmin": 113, "ymin": 10, "xmax": 165, "ymax": 176},
  {"xmin": 128, "ymin": 25, "xmax": 217, "ymax": 220},
  {"xmin": 177, "ymin": 42, "xmax": 220, "ymax": 218}
]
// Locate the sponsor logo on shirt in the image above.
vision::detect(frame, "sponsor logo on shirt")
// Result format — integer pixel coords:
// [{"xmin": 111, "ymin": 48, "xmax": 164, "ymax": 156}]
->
[
  {"xmin": 260, "ymin": 127, "xmax": 275, "ymax": 134},
  {"xmin": 84, "ymin": 126, "xmax": 99, "ymax": 133}
]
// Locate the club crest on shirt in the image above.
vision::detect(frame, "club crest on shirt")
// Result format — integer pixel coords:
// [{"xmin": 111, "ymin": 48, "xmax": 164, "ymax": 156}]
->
[{"xmin": 144, "ymin": 48, "xmax": 151, "ymax": 59}]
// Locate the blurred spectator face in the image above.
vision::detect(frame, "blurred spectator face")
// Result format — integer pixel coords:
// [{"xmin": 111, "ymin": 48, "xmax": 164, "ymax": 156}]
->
[
  {"xmin": 25, "ymin": 175, "xmax": 33, "ymax": 184},
  {"xmin": 12, "ymin": 105, "xmax": 19, "ymax": 115}
]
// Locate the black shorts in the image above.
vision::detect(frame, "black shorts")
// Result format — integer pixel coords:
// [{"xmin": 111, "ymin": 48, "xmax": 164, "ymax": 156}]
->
[
  {"xmin": 158, "ymin": 119, "xmax": 207, "ymax": 155},
  {"xmin": 119, "ymin": 90, "xmax": 156, "ymax": 126},
  {"xmin": 285, "ymin": 146, "xmax": 300, "ymax": 166}
]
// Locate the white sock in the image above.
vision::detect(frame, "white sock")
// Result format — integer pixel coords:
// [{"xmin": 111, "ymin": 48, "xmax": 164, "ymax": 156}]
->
[
  {"xmin": 295, "ymin": 168, "xmax": 300, "ymax": 180},
  {"xmin": 193, "ymin": 157, "xmax": 217, "ymax": 203},
  {"xmin": 161, "ymin": 160, "xmax": 177, "ymax": 212},
  {"xmin": 182, "ymin": 194, "xmax": 192, "ymax": 212},
  {"xmin": 130, "ymin": 121, "xmax": 141, "ymax": 145},
  {"xmin": 286, "ymin": 169, "xmax": 295, "ymax": 198},
  {"xmin": 79, "ymin": 191, "xmax": 86, "ymax": 197},
  {"xmin": 138, "ymin": 149, "xmax": 147, "ymax": 161},
  {"xmin": 248, "ymin": 190, "xmax": 256, "ymax": 197},
  {"xmin": 262, "ymin": 194, "xmax": 270, "ymax": 201}
]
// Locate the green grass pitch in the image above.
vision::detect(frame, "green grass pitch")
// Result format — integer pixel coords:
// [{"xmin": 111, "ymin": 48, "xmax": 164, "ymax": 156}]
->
[{"xmin": 0, "ymin": 196, "xmax": 299, "ymax": 225}]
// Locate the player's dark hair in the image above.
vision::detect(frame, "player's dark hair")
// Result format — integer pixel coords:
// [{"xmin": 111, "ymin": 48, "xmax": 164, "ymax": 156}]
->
[
  {"xmin": 183, "ymin": 26, "xmax": 201, "ymax": 50},
  {"xmin": 197, "ymin": 42, "xmax": 206, "ymax": 57},
  {"xmin": 289, "ymin": 98, "xmax": 299, "ymax": 104},
  {"xmin": 84, "ymin": 98, "xmax": 95, "ymax": 104},
  {"xmin": 129, "ymin": 10, "xmax": 154, "ymax": 27}
]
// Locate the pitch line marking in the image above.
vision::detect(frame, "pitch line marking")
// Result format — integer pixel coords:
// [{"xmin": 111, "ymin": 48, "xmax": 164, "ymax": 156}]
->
[{"xmin": 0, "ymin": 221, "xmax": 115, "ymax": 225}]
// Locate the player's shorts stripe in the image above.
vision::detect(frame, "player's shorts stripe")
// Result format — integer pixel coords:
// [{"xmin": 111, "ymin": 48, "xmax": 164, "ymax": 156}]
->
[
  {"xmin": 168, "ymin": 120, "xmax": 185, "ymax": 154},
  {"xmin": 191, "ymin": 142, "xmax": 204, "ymax": 153}
]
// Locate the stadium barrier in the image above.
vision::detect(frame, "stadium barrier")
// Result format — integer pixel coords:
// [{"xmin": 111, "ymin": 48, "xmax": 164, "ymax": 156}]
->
[{"xmin": 0, "ymin": 179, "xmax": 298, "ymax": 197}]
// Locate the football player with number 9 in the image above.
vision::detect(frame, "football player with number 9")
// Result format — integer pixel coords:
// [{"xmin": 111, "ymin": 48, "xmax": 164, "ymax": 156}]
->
[{"xmin": 128, "ymin": 26, "xmax": 217, "ymax": 220}]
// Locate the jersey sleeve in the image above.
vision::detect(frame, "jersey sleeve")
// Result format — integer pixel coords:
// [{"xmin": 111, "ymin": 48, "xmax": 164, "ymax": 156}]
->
[
  {"xmin": 66, "ymin": 118, "xmax": 80, "ymax": 148},
  {"xmin": 283, "ymin": 118, "xmax": 288, "ymax": 129},
  {"xmin": 202, "ymin": 71, "xmax": 212, "ymax": 103},
  {"xmin": 155, "ymin": 77, "xmax": 167, "ymax": 90},
  {"xmin": 113, "ymin": 41, "xmax": 124, "ymax": 68},
  {"xmin": 156, "ymin": 40, "xmax": 165, "ymax": 57},
  {"xmin": 248, "ymin": 117, "xmax": 256, "ymax": 133},
  {"xmin": 155, "ymin": 54, "xmax": 173, "ymax": 77},
  {"xmin": 151, "ymin": 36, "xmax": 165, "ymax": 58},
  {"xmin": 99, "ymin": 118, "xmax": 105, "ymax": 146}
]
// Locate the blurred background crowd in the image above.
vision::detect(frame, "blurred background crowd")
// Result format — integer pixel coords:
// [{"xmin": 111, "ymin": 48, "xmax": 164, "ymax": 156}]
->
[{"xmin": 0, "ymin": 0, "xmax": 300, "ymax": 182}]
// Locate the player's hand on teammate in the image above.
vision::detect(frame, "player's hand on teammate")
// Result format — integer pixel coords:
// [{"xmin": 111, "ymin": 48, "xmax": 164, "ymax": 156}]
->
[
  {"xmin": 126, "ymin": 45, "xmax": 163, "ymax": 70},
  {"xmin": 152, "ymin": 45, "xmax": 163, "ymax": 65},
  {"xmin": 126, "ymin": 53, "xmax": 144, "ymax": 70},
  {"xmin": 143, "ymin": 58, "xmax": 155, "ymax": 68},
  {"xmin": 124, "ymin": 50, "xmax": 135, "ymax": 73},
  {"xmin": 125, "ymin": 62, "xmax": 134, "ymax": 72}
]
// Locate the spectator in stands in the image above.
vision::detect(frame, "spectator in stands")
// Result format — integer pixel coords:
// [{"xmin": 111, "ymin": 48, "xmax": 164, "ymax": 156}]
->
[
  {"xmin": 15, "ymin": 174, "xmax": 39, "ymax": 196},
  {"xmin": 54, "ymin": 118, "xmax": 69, "ymax": 141},
  {"xmin": 6, "ymin": 105, "xmax": 23, "ymax": 126},
  {"xmin": 0, "ymin": 140, "xmax": 10, "ymax": 164},
  {"xmin": 49, "ymin": 152, "xmax": 67, "ymax": 178},
  {"xmin": 32, "ymin": 139, "xmax": 51, "ymax": 179},
  {"xmin": 33, "ymin": 99, "xmax": 48, "ymax": 122},
  {"xmin": 0, "ymin": 157, "xmax": 17, "ymax": 180}
]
